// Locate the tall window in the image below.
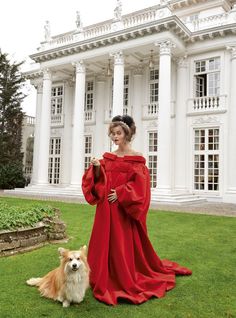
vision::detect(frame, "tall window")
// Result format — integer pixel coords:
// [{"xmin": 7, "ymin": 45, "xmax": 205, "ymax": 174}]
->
[
  {"xmin": 48, "ymin": 138, "xmax": 61, "ymax": 184},
  {"xmin": 84, "ymin": 135, "xmax": 92, "ymax": 171},
  {"xmin": 123, "ymin": 75, "xmax": 129, "ymax": 115},
  {"xmin": 51, "ymin": 86, "xmax": 63, "ymax": 116},
  {"xmin": 194, "ymin": 57, "xmax": 220, "ymax": 97},
  {"xmin": 85, "ymin": 81, "xmax": 94, "ymax": 120},
  {"xmin": 194, "ymin": 128, "xmax": 219, "ymax": 191},
  {"xmin": 149, "ymin": 69, "xmax": 159, "ymax": 103},
  {"xmin": 148, "ymin": 131, "xmax": 158, "ymax": 188}
]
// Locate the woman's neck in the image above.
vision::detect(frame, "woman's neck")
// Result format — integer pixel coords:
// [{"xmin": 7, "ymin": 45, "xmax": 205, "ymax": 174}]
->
[{"xmin": 115, "ymin": 144, "xmax": 132, "ymax": 155}]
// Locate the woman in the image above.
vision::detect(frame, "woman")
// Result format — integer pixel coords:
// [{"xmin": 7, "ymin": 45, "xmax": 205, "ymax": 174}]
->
[{"xmin": 82, "ymin": 115, "xmax": 191, "ymax": 305}]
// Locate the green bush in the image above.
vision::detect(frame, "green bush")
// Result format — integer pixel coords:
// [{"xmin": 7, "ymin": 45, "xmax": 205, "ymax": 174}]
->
[
  {"xmin": 0, "ymin": 162, "xmax": 26, "ymax": 189},
  {"xmin": 0, "ymin": 203, "xmax": 56, "ymax": 230}
]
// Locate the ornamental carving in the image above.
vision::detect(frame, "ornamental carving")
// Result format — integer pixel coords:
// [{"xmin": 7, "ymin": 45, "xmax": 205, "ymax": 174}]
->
[
  {"xmin": 147, "ymin": 121, "xmax": 158, "ymax": 129},
  {"xmin": 155, "ymin": 40, "xmax": 176, "ymax": 55},
  {"xmin": 176, "ymin": 55, "xmax": 188, "ymax": 68},
  {"xmin": 226, "ymin": 45, "xmax": 236, "ymax": 60},
  {"xmin": 133, "ymin": 65, "xmax": 144, "ymax": 76},
  {"xmin": 110, "ymin": 51, "xmax": 124, "ymax": 65},
  {"xmin": 34, "ymin": 81, "xmax": 43, "ymax": 94},
  {"xmin": 73, "ymin": 60, "xmax": 85, "ymax": 73},
  {"xmin": 42, "ymin": 69, "xmax": 52, "ymax": 80},
  {"xmin": 193, "ymin": 116, "xmax": 220, "ymax": 125}
]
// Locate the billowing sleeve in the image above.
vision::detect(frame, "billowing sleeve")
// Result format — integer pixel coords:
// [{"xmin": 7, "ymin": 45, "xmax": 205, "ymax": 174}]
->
[
  {"xmin": 115, "ymin": 164, "xmax": 151, "ymax": 221},
  {"xmin": 82, "ymin": 161, "xmax": 107, "ymax": 205}
]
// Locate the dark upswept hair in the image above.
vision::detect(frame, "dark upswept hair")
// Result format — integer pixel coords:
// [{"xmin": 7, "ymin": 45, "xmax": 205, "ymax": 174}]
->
[{"xmin": 108, "ymin": 115, "xmax": 136, "ymax": 142}]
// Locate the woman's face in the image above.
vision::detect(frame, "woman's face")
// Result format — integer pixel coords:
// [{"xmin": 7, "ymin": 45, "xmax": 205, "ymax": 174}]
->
[{"xmin": 110, "ymin": 125, "xmax": 126, "ymax": 145}]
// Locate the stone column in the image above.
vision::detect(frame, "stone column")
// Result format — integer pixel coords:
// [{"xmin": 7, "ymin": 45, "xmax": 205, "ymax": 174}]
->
[
  {"xmin": 111, "ymin": 51, "xmax": 124, "ymax": 117},
  {"xmin": 70, "ymin": 61, "xmax": 86, "ymax": 187},
  {"xmin": 155, "ymin": 40, "xmax": 175, "ymax": 192},
  {"xmin": 132, "ymin": 65, "xmax": 143, "ymax": 152},
  {"xmin": 60, "ymin": 80, "xmax": 74, "ymax": 185},
  {"xmin": 31, "ymin": 80, "xmax": 43, "ymax": 185},
  {"xmin": 174, "ymin": 56, "xmax": 189, "ymax": 192},
  {"xmin": 227, "ymin": 46, "xmax": 236, "ymax": 194},
  {"xmin": 94, "ymin": 75, "xmax": 106, "ymax": 157},
  {"xmin": 36, "ymin": 69, "xmax": 52, "ymax": 185}
]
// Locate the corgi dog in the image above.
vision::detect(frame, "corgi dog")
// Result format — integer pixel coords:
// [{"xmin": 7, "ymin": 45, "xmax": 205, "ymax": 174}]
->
[{"xmin": 27, "ymin": 246, "xmax": 90, "ymax": 307}]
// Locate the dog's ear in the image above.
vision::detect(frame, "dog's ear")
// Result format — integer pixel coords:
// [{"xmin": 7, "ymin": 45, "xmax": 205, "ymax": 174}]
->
[
  {"xmin": 80, "ymin": 245, "xmax": 87, "ymax": 255},
  {"xmin": 58, "ymin": 247, "xmax": 67, "ymax": 256}
]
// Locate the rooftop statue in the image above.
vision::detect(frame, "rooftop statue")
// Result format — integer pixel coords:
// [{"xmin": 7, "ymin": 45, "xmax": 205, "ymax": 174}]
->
[
  {"xmin": 114, "ymin": 0, "xmax": 122, "ymax": 21},
  {"xmin": 44, "ymin": 20, "xmax": 51, "ymax": 42}
]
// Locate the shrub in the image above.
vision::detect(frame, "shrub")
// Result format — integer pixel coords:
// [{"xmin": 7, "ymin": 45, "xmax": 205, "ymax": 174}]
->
[
  {"xmin": 0, "ymin": 162, "xmax": 26, "ymax": 189},
  {"xmin": 0, "ymin": 203, "xmax": 56, "ymax": 230}
]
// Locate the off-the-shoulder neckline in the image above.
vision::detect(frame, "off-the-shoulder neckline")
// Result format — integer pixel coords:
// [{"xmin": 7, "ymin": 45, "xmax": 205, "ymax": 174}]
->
[{"xmin": 103, "ymin": 152, "xmax": 146, "ymax": 163}]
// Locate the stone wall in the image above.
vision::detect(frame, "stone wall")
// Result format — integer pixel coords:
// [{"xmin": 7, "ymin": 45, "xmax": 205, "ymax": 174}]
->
[{"xmin": 0, "ymin": 215, "xmax": 67, "ymax": 257}]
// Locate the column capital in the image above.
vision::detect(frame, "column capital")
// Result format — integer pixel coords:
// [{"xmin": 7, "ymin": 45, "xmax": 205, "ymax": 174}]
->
[
  {"xmin": 110, "ymin": 51, "xmax": 124, "ymax": 65},
  {"xmin": 63, "ymin": 78, "xmax": 75, "ymax": 87},
  {"xmin": 73, "ymin": 60, "xmax": 86, "ymax": 73},
  {"xmin": 155, "ymin": 40, "xmax": 176, "ymax": 55},
  {"xmin": 176, "ymin": 55, "xmax": 189, "ymax": 68},
  {"xmin": 33, "ymin": 80, "xmax": 43, "ymax": 93},
  {"xmin": 226, "ymin": 45, "xmax": 236, "ymax": 60},
  {"xmin": 42, "ymin": 68, "xmax": 52, "ymax": 80},
  {"xmin": 133, "ymin": 64, "xmax": 144, "ymax": 76}
]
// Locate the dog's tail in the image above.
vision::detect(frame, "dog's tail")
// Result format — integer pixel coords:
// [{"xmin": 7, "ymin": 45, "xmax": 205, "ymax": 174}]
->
[{"xmin": 26, "ymin": 277, "xmax": 42, "ymax": 286}]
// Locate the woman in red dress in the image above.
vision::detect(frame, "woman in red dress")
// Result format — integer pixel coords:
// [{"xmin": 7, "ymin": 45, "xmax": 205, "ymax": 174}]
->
[{"xmin": 82, "ymin": 115, "xmax": 191, "ymax": 305}]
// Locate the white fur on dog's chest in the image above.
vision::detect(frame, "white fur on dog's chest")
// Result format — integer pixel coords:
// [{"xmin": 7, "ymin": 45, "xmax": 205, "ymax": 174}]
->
[{"xmin": 65, "ymin": 272, "xmax": 85, "ymax": 303}]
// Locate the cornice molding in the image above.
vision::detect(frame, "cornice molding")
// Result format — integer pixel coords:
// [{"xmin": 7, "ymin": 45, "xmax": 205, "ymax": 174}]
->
[{"xmin": 29, "ymin": 15, "xmax": 236, "ymax": 64}]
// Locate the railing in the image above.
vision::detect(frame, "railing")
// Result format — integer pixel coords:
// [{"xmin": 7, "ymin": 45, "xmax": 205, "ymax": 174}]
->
[
  {"xmin": 104, "ymin": 109, "xmax": 112, "ymax": 122},
  {"xmin": 26, "ymin": 116, "xmax": 35, "ymax": 125},
  {"xmin": 187, "ymin": 95, "xmax": 227, "ymax": 114},
  {"xmin": 39, "ymin": 6, "xmax": 236, "ymax": 52},
  {"xmin": 123, "ymin": 106, "xmax": 132, "ymax": 116},
  {"xmin": 184, "ymin": 12, "xmax": 235, "ymax": 32},
  {"xmin": 84, "ymin": 22, "xmax": 112, "ymax": 39},
  {"xmin": 142, "ymin": 103, "xmax": 159, "ymax": 119},
  {"xmin": 39, "ymin": 5, "xmax": 166, "ymax": 51},
  {"xmin": 85, "ymin": 110, "xmax": 96, "ymax": 124},
  {"xmin": 123, "ymin": 8, "xmax": 157, "ymax": 28},
  {"xmin": 51, "ymin": 114, "xmax": 63, "ymax": 126}
]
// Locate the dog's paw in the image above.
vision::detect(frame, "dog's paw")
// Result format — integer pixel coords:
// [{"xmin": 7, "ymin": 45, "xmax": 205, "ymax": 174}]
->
[{"xmin": 62, "ymin": 300, "xmax": 70, "ymax": 307}]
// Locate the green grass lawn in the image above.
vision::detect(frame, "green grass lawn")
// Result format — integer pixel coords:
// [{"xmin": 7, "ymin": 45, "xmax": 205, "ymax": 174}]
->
[{"xmin": 0, "ymin": 197, "xmax": 235, "ymax": 318}]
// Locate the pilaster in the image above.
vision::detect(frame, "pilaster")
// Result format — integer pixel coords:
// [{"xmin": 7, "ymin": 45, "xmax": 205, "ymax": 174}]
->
[
  {"xmin": 174, "ymin": 56, "xmax": 189, "ymax": 192},
  {"xmin": 226, "ymin": 45, "xmax": 236, "ymax": 194},
  {"xmin": 36, "ymin": 69, "xmax": 52, "ymax": 185},
  {"xmin": 31, "ymin": 80, "xmax": 43, "ymax": 185}
]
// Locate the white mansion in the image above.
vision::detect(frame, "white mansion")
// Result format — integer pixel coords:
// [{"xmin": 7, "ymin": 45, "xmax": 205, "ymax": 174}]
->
[{"xmin": 14, "ymin": 0, "xmax": 236, "ymax": 204}]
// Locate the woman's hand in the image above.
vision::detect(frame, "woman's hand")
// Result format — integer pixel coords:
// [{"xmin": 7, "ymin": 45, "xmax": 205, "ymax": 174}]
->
[
  {"xmin": 91, "ymin": 157, "xmax": 100, "ymax": 166},
  {"xmin": 108, "ymin": 189, "xmax": 117, "ymax": 203}
]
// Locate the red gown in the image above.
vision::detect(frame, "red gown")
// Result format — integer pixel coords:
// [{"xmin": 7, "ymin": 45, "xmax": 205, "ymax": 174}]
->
[{"xmin": 82, "ymin": 152, "xmax": 191, "ymax": 305}]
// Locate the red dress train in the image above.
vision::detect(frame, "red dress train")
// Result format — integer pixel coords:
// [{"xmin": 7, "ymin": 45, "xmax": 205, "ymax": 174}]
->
[{"xmin": 82, "ymin": 152, "xmax": 191, "ymax": 305}]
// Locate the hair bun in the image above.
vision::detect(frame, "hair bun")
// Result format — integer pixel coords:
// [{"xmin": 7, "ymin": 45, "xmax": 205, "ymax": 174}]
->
[
  {"xmin": 121, "ymin": 115, "xmax": 134, "ymax": 128},
  {"xmin": 111, "ymin": 114, "xmax": 136, "ymax": 139}
]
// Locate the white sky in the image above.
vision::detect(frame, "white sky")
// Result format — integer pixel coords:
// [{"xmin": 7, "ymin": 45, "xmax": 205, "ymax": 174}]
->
[{"xmin": 0, "ymin": 0, "xmax": 159, "ymax": 115}]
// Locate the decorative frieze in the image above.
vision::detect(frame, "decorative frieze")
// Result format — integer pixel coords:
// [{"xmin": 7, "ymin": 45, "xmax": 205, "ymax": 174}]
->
[
  {"xmin": 193, "ymin": 116, "xmax": 220, "ymax": 125},
  {"xmin": 133, "ymin": 64, "xmax": 144, "ymax": 76}
]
